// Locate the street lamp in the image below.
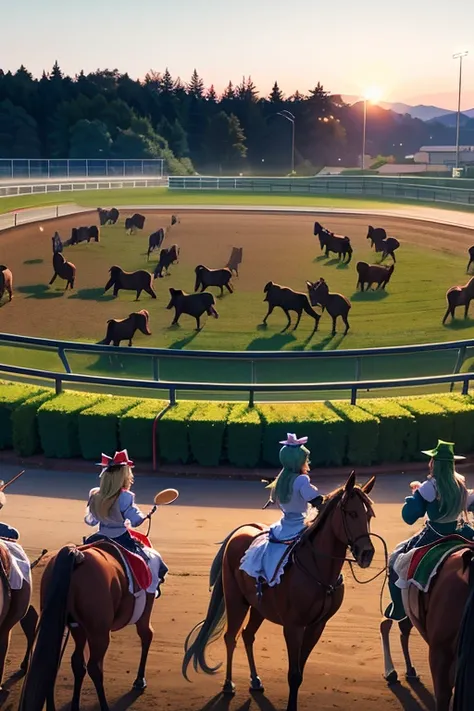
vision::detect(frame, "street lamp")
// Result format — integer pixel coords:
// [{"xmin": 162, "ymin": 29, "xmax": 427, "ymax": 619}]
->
[
  {"xmin": 276, "ymin": 110, "xmax": 295, "ymax": 175},
  {"xmin": 361, "ymin": 88, "xmax": 381, "ymax": 170},
  {"xmin": 453, "ymin": 51, "xmax": 468, "ymax": 171}
]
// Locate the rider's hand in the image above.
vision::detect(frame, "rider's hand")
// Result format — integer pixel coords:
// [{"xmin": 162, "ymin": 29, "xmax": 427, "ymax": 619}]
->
[{"xmin": 409, "ymin": 481, "xmax": 422, "ymax": 492}]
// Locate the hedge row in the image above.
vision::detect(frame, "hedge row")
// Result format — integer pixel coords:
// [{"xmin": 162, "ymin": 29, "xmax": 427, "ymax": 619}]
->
[{"xmin": 3, "ymin": 381, "xmax": 474, "ymax": 468}]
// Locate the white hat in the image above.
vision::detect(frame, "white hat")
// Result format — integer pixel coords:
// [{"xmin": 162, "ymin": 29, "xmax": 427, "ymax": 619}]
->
[{"xmin": 279, "ymin": 433, "xmax": 308, "ymax": 447}]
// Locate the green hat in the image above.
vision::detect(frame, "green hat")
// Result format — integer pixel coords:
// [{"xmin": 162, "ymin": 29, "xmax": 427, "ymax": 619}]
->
[{"xmin": 421, "ymin": 439, "xmax": 465, "ymax": 461}]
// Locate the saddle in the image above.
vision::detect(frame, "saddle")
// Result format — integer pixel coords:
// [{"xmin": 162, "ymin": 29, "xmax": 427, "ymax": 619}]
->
[
  {"xmin": 398, "ymin": 534, "xmax": 474, "ymax": 594},
  {"xmin": 0, "ymin": 543, "xmax": 11, "ymax": 596},
  {"xmin": 81, "ymin": 537, "xmax": 152, "ymax": 592}
]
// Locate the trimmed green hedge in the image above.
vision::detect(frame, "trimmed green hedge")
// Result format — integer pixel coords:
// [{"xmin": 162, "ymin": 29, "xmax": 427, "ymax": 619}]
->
[
  {"xmin": 226, "ymin": 405, "xmax": 262, "ymax": 467},
  {"xmin": 189, "ymin": 403, "xmax": 230, "ymax": 466},
  {"xmin": 396, "ymin": 396, "xmax": 452, "ymax": 459},
  {"xmin": 258, "ymin": 403, "xmax": 347, "ymax": 467},
  {"xmin": 426, "ymin": 394, "xmax": 474, "ymax": 454},
  {"xmin": 38, "ymin": 392, "xmax": 103, "ymax": 458},
  {"xmin": 78, "ymin": 396, "xmax": 141, "ymax": 460},
  {"xmin": 0, "ymin": 383, "xmax": 46, "ymax": 450},
  {"xmin": 329, "ymin": 402, "xmax": 379, "ymax": 466},
  {"xmin": 119, "ymin": 399, "xmax": 168, "ymax": 460},
  {"xmin": 12, "ymin": 390, "xmax": 57, "ymax": 456},
  {"xmin": 358, "ymin": 399, "xmax": 416, "ymax": 463},
  {"xmin": 157, "ymin": 402, "xmax": 198, "ymax": 464}
]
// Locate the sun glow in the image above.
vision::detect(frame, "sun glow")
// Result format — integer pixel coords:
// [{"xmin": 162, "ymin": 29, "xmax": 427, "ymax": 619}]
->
[{"xmin": 364, "ymin": 87, "xmax": 383, "ymax": 104}]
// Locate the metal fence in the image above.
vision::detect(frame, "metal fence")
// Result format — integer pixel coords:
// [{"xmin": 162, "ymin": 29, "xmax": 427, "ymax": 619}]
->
[
  {"xmin": 168, "ymin": 175, "xmax": 474, "ymax": 207},
  {"xmin": 0, "ymin": 177, "xmax": 167, "ymax": 200},
  {"xmin": 0, "ymin": 159, "xmax": 165, "ymax": 181}
]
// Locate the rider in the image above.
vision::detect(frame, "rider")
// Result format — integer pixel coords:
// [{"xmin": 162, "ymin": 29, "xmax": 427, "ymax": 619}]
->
[
  {"xmin": 84, "ymin": 449, "xmax": 153, "ymax": 558},
  {"xmin": 385, "ymin": 439, "xmax": 474, "ymax": 621},
  {"xmin": 0, "ymin": 491, "xmax": 20, "ymax": 541}
]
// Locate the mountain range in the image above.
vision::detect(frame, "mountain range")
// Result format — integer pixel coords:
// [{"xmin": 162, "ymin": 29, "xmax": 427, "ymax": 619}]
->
[{"xmin": 341, "ymin": 95, "xmax": 474, "ymax": 126}]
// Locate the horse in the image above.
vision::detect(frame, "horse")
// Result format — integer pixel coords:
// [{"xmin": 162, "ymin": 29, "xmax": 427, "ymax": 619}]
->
[
  {"xmin": 182, "ymin": 473, "xmax": 376, "ymax": 711},
  {"xmin": 99, "ymin": 310, "xmax": 151, "ymax": 346},
  {"xmin": 306, "ymin": 278, "xmax": 351, "ymax": 335},
  {"xmin": 442, "ymin": 277, "xmax": 474, "ymax": 324},
  {"xmin": 167, "ymin": 288, "xmax": 219, "ymax": 331},
  {"xmin": 380, "ymin": 547, "xmax": 474, "ymax": 711},
  {"xmin": 356, "ymin": 262, "xmax": 394, "ymax": 292},
  {"xmin": 367, "ymin": 226, "xmax": 400, "ymax": 263},
  {"xmin": 18, "ymin": 535, "xmax": 161, "ymax": 711},
  {"xmin": 226, "ymin": 247, "xmax": 243, "ymax": 277},
  {"xmin": 263, "ymin": 281, "xmax": 320, "ymax": 332},
  {"xmin": 313, "ymin": 222, "xmax": 353, "ymax": 263},
  {"xmin": 147, "ymin": 229, "xmax": 166, "ymax": 260},
  {"xmin": 51, "ymin": 232, "xmax": 63, "ymax": 254},
  {"xmin": 154, "ymin": 245, "xmax": 180, "ymax": 278},
  {"xmin": 97, "ymin": 208, "xmax": 119, "ymax": 226},
  {"xmin": 69, "ymin": 226, "xmax": 99, "ymax": 245},
  {"xmin": 104, "ymin": 266, "xmax": 156, "ymax": 300},
  {"xmin": 194, "ymin": 265, "xmax": 233, "ymax": 297},
  {"xmin": 0, "ymin": 266, "xmax": 13, "ymax": 303},
  {"xmin": 467, "ymin": 246, "xmax": 474, "ymax": 273},
  {"xmin": 125, "ymin": 214, "xmax": 146, "ymax": 234},
  {"xmin": 49, "ymin": 253, "xmax": 76, "ymax": 290}
]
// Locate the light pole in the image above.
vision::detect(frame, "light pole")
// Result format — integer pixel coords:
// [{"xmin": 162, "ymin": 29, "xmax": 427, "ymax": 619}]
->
[
  {"xmin": 362, "ymin": 99, "xmax": 368, "ymax": 170},
  {"xmin": 453, "ymin": 51, "xmax": 468, "ymax": 171},
  {"xmin": 277, "ymin": 110, "xmax": 295, "ymax": 175}
]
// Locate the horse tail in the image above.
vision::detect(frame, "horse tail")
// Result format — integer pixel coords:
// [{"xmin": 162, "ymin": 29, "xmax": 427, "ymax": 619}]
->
[
  {"xmin": 182, "ymin": 524, "xmax": 250, "ymax": 680},
  {"xmin": 453, "ymin": 554, "xmax": 474, "ymax": 710},
  {"xmin": 19, "ymin": 545, "xmax": 84, "ymax": 711}
]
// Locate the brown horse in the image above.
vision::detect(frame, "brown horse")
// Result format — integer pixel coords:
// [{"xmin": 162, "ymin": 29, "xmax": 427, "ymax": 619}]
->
[
  {"xmin": 0, "ymin": 266, "xmax": 13, "ymax": 303},
  {"xmin": 306, "ymin": 278, "xmax": 351, "ymax": 335},
  {"xmin": 442, "ymin": 277, "xmax": 474, "ymax": 324},
  {"xmin": 380, "ymin": 549, "xmax": 474, "ymax": 711},
  {"xmin": 49, "ymin": 253, "xmax": 76, "ymax": 290},
  {"xmin": 182, "ymin": 473, "xmax": 376, "ymax": 711},
  {"xmin": 263, "ymin": 281, "xmax": 320, "ymax": 332},
  {"xmin": 19, "ymin": 539, "xmax": 158, "ymax": 711}
]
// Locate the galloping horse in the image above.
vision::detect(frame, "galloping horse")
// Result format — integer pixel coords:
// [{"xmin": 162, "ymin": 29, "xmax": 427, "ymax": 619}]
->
[
  {"xmin": 183, "ymin": 473, "xmax": 376, "ymax": 711},
  {"xmin": 19, "ymin": 533, "xmax": 159, "ymax": 711}
]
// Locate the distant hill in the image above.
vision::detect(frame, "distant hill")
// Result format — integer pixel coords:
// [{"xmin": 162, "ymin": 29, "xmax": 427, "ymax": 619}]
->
[{"xmin": 340, "ymin": 95, "xmax": 474, "ymax": 123}]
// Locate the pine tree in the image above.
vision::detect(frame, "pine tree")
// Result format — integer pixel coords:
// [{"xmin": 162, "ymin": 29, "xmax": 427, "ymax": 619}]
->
[
  {"xmin": 222, "ymin": 81, "xmax": 235, "ymax": 100},
  {"xmin": 188, "ymin": 69, "xmax": 204, "ymax": 99},
  {"xmin": 206, "ymin": 84, "xmax": 217, "ymax": 102},
  {"xmin": 289, "ymin": 90, "xmax": 305, "ymax": 102},
  {"xmin": 51, "ymin": 61, "xmax": 63, "ymax": 80},
  {"xmin": 269, "ymin": 81, "xmax": 284, "ymax": 103},
  {"xmin": 161, "ymin": 68, "xmax": 174, "ymax": 94},
  {"xmin": 236, "ymin": 76, "xmax": 258, "ymax": 102}
]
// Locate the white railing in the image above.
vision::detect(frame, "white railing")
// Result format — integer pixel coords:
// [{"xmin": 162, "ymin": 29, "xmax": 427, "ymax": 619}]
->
[
  {"xmin": 0, "ymin": 204, "xmax": 91, "ymax": 231},
  {"xmin": 0, "ymin": 158, "xmax": 165, "ymax": 181},
  {"xmin": 0, "ymin": 177, "xmax": 168, "ymax": 199}
]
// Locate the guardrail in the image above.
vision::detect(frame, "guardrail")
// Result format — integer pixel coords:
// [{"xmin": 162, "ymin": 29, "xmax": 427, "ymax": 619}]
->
[
  {"xmin": 168, "ymin": 175, "xmax": 474, "ymax": 207},
  {"xmin": 0, "ymin": 177, "xmax": 168, "ymax": 199},
  {"xmin": 0, "ymin": 204, "xmax": 92, "ymax": 231}
]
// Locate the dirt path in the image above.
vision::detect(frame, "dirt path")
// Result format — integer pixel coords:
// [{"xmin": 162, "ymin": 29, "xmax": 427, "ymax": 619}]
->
[{"xmin": 1, "ymin": 468, "xmax": 437, "ymax": 711}]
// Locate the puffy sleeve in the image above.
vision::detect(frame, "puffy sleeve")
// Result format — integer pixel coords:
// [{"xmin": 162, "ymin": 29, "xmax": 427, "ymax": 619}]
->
[
  {"xmin": 294, "ymin": 474, "xmax": 319, "ymax": 502},
  {"xmin": 119, "ymin": 490, "xmax": 147, "ymax": 528},
  {"xmin": 402, "ymin": 490, "xmax": 428, "ymax": 525},
  {"xmin": 84, "ymin": 488, "xmax": 99, "ymax": 527}
]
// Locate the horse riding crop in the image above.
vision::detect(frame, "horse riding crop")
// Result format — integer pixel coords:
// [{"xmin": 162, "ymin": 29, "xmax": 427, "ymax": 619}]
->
[{"xmin": 0, "ymin": 470, "xmax": 25, "ymax": 491}]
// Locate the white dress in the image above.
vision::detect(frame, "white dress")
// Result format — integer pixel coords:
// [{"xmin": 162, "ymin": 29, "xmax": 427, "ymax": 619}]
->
[{"xmin": 239, "ymin": 474, "xmax": 319, "ymax": 586}]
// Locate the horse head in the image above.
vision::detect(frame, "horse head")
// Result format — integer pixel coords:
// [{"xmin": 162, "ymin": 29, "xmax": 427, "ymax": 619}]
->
[
  {"xmin": 167, "ymin": 287, "xmax": 183, "ymax": 309},
  {"xmin": 336, "ymin": 472, "xmax": 376, "ymax": 569},
  {"xmin": 132, "ymin": 310, "xmax": 151, "ymax": 335},
  {"xmin": 104, "ymin": 266, "xmax": 122, "ymax": 292},
  {"xmin": 306, "ymin": 278, "xmax": 328, "ymax": 306}
]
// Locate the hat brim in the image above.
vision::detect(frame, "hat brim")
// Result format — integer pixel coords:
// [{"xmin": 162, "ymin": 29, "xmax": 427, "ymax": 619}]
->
[
  {"xmin": 95, "ymin": 461, "xmax": 134, "ymax": 467},
  {"xmin": 421, "ymin": 449, "xmax": 465, "ymax": 460}
]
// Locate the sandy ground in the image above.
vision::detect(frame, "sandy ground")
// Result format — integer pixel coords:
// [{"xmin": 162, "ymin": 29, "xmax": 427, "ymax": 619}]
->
[{"xmin": 0, "ymin": 466, "xmax": 444, "ymax": 711}]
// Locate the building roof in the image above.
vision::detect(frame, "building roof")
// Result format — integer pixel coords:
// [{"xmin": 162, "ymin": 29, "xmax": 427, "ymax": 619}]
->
[{"xmin": 419, "ymin": 145, "xmax": 474, "ymax": 153}]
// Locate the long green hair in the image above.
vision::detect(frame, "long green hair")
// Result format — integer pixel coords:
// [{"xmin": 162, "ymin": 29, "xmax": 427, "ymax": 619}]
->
[
  {"xmin": 268, "ymin": 445, "xmax": 310, "ymax": 505},
  {"xmin": 433, "ymin": 458, "xmax": 467, "ymax": 521}
]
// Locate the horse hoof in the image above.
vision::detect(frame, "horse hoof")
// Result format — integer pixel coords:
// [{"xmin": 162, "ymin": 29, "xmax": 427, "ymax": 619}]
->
[
  {"xmin": 132, "ymin": 677, "xmax": 147, "ymax": 691},
  {"xmin": 222, "ymin": 681, "xmax": 236, "ymax": 696},
  {"xmin": 384, "ymin": 670, "xmax": 398, "ymax": 686},
  {"xmin": 250, "ymin": 677, "xmax": 264, "ymax": 692},
  {"xmin": 406, "ymin": 668, "xmax": 419, "ymax": 681}
]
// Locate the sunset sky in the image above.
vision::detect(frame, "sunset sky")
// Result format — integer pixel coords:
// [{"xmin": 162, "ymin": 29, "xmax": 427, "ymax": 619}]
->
[{"xmin": 3, "ymin": 0, "xmax": 474, "ymax": 109}]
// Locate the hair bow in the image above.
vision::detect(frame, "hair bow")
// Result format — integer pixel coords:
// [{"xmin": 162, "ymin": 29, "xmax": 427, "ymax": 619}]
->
[
  {"xmin": 96, "ymin": 449, "xmax": 134, "ymax": 469},
  {"xmin": 279, "ymin": 433, "xmax": 308, "ymax": 447}
]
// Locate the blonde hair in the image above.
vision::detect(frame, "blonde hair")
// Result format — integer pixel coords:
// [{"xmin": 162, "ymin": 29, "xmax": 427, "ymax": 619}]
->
[{"xmin": 89, "ymin": 465, "xmax": 134, "ymax": 520}]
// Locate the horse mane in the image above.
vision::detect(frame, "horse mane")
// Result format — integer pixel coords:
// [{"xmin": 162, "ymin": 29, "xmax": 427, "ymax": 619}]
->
[{"xmin": 304, "ymin": 485, "xmax": 374, "ymax": 541}]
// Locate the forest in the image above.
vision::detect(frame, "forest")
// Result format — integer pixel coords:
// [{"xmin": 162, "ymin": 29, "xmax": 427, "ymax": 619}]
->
[{"xmin": 0, "ymin": 63, "xmax": 463, "ymax": 175}]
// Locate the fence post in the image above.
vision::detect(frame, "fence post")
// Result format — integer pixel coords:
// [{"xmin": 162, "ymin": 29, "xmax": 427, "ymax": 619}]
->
[
  {"xmin": 355, "ymin": 356, "xmax": 361, "ymax": 381},
  {"xmin": 169, "ymin": 387, "xmax": 176, "ymax": 406},
  {"xmin": 350, "ymin": 386, "xmax": 357, "ymax": 405},
  {"xmin": 462, "ymin": 378, "xmax": 470, "ymax": 395},
  {"xmin": 249, "ymin": 390, "xmax": 255, "ymax": 408},
  {"xmin": 14, "ymin": 213, "xmax": 17, "ymax": 227},
  {"xmin": 153, "ymin": 358, "xmax": 159, "ymax": 381},
  {"xmin": 250, "ymin": 361, "xmax": 256, "ymax": 384},
  {"xmin": 56, "ymin": 205, "xmax": 59, "ymax": 218},
  {"xmin": 55, "ymin": 377, "xmax": 63, "ymax": 395}
]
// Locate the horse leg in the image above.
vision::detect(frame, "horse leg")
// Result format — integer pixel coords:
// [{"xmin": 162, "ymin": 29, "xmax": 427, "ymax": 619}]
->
[
  {"xmin": 429, "ymin": 645, "xmax": 452, "ymax": 711},
  {"xmin": 242, "ymin": 607, "xmax": 265, "ymax": 692},
  {"xmin": 20, "ymin": 605, "xmax": 38, "ymax": 672},
  {"xmin": 283, "ymin": 624, "xmax": 305, "ymax": 711},
  {"xmin": 292, "ymin": 310, "xmax": 302, "ymax": 331},
  {"xmin": 282, "ymin": 309, "xmax": 292, "ymax": 332},
  {"xmin": 392, "ymin": 251, "xmax": 396, "ymax": 264},
  {"xmin": 195, "ymin": 316, "xmax": 201, "ymax": 331},
  {"xmin": 0, "ymin": 629, "xmax": 11, "ymax": 690},
  {"xmin": 222, "ymin": 591, "xmax": 249, "ymax": 696},
  {"xmin": 70, "ymin": 626, "xmax": 87, "ymax": 711},
  {"xmin": 331, "ymin": 315, "xmax": 337, "ymax": 335},
  {"xmin": 465, "ymin": 299, "xmax": 471, "ymax": 319},
  {"xmin": 87, "ymin": 632, "xmax": 111, "ymax": 711},
  {"xmin": 398, "ymin": 617, "xmax": 418, "ymax": 680},
  {"xmin": 219, "ymin": 285, "xmax": 224, "ymax": 297},
  {"xmin": 49, "ymin": 272, "xmax": 57, "ymax": 286},
  {"xmin": 133, "ymin": 594, "xmax": 155, "ymax": 690},
  {"xmin": 342, "ymin": 314, "xmax": 350, "ymax": 335},
  {"xmin": 300, "ymin": 619, "xmax": 327, "ymax": 672},
  {"xmin": 380, "ymin": 618, "xmax": 398, "ymax": 684},
  {"xmin": 442, "ymin": 306, "xmax": 452, "ymax": 324},
  {"xmin": 145, "ymin": 286, "xmax": 157, "ymax": 299},
  {"xmin": 226, "ymin": 282, "xmax": 233, "ymax": 294},
  {"xmin": 262, "ymin": 304, "xmax": 274, "ymax": 325},
  {"xmin": 135, "ymin": 289, "xmax": 142, "ymax": 301}
]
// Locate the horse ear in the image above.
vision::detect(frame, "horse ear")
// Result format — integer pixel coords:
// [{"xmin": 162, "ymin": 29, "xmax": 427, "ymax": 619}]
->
[
  {"xmin": 306, "ymin": 281, "xmax": 313, "ymax": 288},
  {"xmin": 344, "ymin": 470, "xmax": 356, "ymax": 493},
  {"xmin": 361, "ymin": 475, "xmax": 376, "ymax": 495}
]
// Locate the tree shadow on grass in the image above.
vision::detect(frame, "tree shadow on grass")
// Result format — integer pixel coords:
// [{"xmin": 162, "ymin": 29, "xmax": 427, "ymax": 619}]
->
[
  {"xmin": 23, "ymin": 258, "xmax": 43, "ymax": 265},
  {"xmin": 351, "ymin": 289, "xmax": 389, "ymax": 301},
  {"xmin": 69, "ymin": 287, "xmax": 115, "ymax": 301},
  {"xmin": 17, "ymin": 284, "xmax": 64, "ymax": 299}
]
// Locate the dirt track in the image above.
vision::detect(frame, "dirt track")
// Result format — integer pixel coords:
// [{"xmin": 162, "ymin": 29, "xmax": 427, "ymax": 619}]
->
[{"xmin": 0, "ymin": 468, "xmax": 440, "ymax": 711}]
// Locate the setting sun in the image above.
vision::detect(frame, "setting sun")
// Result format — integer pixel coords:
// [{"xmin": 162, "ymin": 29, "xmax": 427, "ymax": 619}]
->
[{"xmin": 364, "ymin": 87, "xmax": 383, "ymax": 103}]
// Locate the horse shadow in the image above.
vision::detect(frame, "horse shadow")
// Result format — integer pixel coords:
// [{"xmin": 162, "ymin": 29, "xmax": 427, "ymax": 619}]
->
[
  {"xmin": 351, "ymin": 289, "xmax": 389, "ymax": 301},
  {"xmin": 336, "ymin": 261, "xmax": 350, "ymax": 270},
  {"xmin": 197, "ymin": 695, "xmax": 256, "ymax": 711},
  {"xmin": 443, "ymin": 318, "xmax": 474, "ymax": 331},
  {"xmin": 247, "ymin": 331, "xmax": 296, "ymax": 351},
  {"xmin": 307, "ymin": 334, "xmax": 337, "ymax": 351},
  {"xmin": 313, "ymin": 255, "xmax": 327, "ymax": 263},
  {"xmin": 168, "ymin": 329, "xmax": 199, "ymax": 349},
  {"xmin": 111, "ymin": 689, "xmax": 144, "ymax": 711},
  {"xmin": 69, "ymin": 288, "xmax": 115, "ymax": 301},
  {"xmin": 387, "ymin": 679, "xmax": 434, "ymax": 710},
  {"xmin": 23, "ymin": 258, "xmax": 43, "ymax": 265},
  {"xmin": 17, "ymin": 284, "xmax": 63, "ymax": 299},
  {"xmin": 406, "ymin": 678, "xmax": 435, "ymax": 710}
]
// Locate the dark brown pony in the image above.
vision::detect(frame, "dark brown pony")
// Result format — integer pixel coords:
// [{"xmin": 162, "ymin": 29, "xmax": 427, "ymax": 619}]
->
[
  {"xmin": 49, "ymin": 253, "xmax": 76, "ymax": 290},
  {"xmin": 466, "ymin": 246, "xmax": 474, "ymax": 273},
  {"xmin": 313, "ymin": 222, "xmax": 353, "ymax": 263},
  {"xmin": 306, "ymin": 278, "xmax": 351, "ymax": 335},
  {"xmin": 19, "ymin": 540, "xmax": 157, "ymax": 711},
  {"xmin": 443, "ymin": 277, "xmax": 474, "ymax": 323},
  {"xmin": 380, "ymin": 549, "xmax": 474, "ymax": 711},
  {"xmin": 367, "ymin": 226, "xmax": 400, "ymax": 263},
  {"xmin": 0, "ymin": 266, "xmax": 13, "ymax": 303},
  {"xmin": 263, "ymin": 281, "xmax": 320, "ymax": 332},
  {"xmin": 182, "ymin": 473, "xmax": 376, "ymax": 711}
]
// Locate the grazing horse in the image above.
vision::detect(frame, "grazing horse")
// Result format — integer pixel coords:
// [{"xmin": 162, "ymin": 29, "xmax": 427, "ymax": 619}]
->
[
  {"xmin": 18, "ymin": 536, "xmax": 160, "ymax": 711},
  {"xmin": 99, "ymin": 310, "xmax": 151, "ymax": 346},
  {"xmin": 356, "ymin": 262, "xmax": 394, "ymax": 292},
  {"xmin": 367, "ymin": 226, "xmax": 400, "ymax": 263},
  {"xmin": 104, "ymin": 266, "xmax": 156, "ymax": 300},
  {"xmin": 97, "ymin": 208, "xmax": 119, "ymax": 226},
  {"xmin": 182, "ymin": 473, "xmax": 376, "ymax": 711},
  {"xmin": 49, "ymin": 253, "xmax": 76, "ymax": 290},
  {"xmin": 226, "ymin": 247, "xmax": 243, "ymax": 277},
  {"xmin": 306, "ymin": 278, "xmax": 351, "ymax": 335},
  {"xmin": 125, "ymin": 214, "xmax": 146, "ymax": 234},
  {"xmin": 0, "ymin": 266, "xmax": 13, "ymax": 303},
  {"xmin": 153, "ymin": 245, "xmax": 180, "ymax": 278},
  {"xmin": 167, "ymin": 288, "xmax": 219, "ymax": 331},
  {"xmin": 263, "ymin": 281, "xmax": 320, "ymax": 332},
  {"xmin": 442, "ymin": 277, "xmax": 474, "ymax": 324},
  {"xmin": 313, "ymin": 222, "xmax": 353, "ymax": 263},
  {"xmin": 466, "ymin": 246, "xmax": 474, "ymax": 273},
  {"xmin": 194, "ymin": 265, "xmax": 233, "ymax": 297},
  {"xmin": 147, "ymin": 229, "xmax": 166, "ymax": 260}
]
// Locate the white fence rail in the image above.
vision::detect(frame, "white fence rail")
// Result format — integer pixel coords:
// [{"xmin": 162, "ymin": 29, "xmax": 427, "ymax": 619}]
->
[
  {"xmin": 0, "ymin": 158, "xmax": 165, "ymax": 181},
  {"xmin": 0, "ymin": 177, "xmax": 168, "ymax": 199},
  {"xmin": 0, "ymin": 204, "xmax": 91, "ymax": 231}
]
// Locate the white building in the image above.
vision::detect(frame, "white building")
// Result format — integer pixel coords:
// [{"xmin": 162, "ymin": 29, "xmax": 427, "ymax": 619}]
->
[{"xmin": 414, "ymin": 146, "xmax": 474, "ymax": 166}]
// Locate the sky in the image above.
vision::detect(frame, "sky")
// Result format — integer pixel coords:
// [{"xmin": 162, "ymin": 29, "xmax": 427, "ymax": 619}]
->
[{"xmin": 2, "ymin": 0, "xmax": 474, "ymax": 109}]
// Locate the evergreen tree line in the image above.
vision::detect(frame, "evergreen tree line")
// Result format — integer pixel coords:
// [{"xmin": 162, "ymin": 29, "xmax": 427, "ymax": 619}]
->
[{"xmin": 0, "ymin": 63, "xmax": 462, "ymax": 175}]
